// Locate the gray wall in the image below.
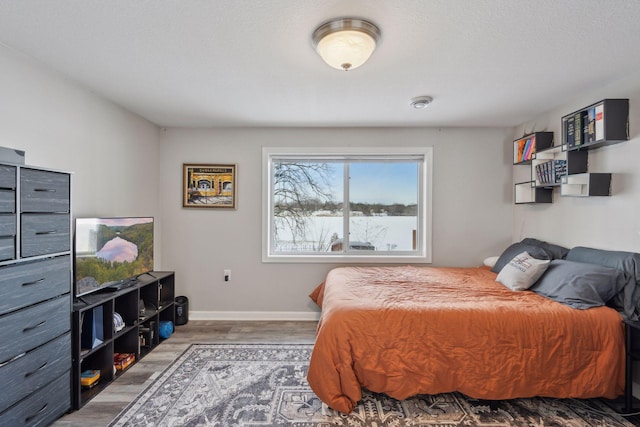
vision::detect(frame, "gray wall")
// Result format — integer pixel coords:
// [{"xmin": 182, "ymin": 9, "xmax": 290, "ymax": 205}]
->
[
  {"xmin": 0, "ymin": 42, "xmax": 515, "ymax": 320},
  {"xmin": 158, "ymin": 127, "xmax": 514, "ymax": 318},
  {"xmin": 0, "ymin": 44, "xmax": 163, "ymax": 265}
]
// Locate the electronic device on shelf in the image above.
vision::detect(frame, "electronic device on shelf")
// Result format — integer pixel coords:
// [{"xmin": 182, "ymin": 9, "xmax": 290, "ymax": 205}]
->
[{"xmin": 73, "ymin": 216, "xmax": 154, "ymax": 298}]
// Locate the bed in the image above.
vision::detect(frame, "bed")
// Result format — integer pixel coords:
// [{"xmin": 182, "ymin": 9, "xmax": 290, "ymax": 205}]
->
[{"xmin": 307, "ymin": 240, "xmax": 640, "ymax": 414}]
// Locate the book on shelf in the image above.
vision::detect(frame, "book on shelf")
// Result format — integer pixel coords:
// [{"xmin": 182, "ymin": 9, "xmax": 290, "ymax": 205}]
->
[
  {"xmin": 554, "ymin": 159, "xmax": 567, "ymax": 183},
  {"xmin": 574, "ymin": 112, "xmax": 582, "ymax": 147},
  {"xmin": 81, "ymin": 370, "xmax": 101, "ymax": 389},
  {"xmin": 539, "ymin": 161, "xmax": 546, "ymax": 184},
  {"xmin": 595, "ymin": 103, "xmax": 604, "ymax": 141},
  {"xmin": 587, "ymin": 107, "xmax": 596, "ymax": 142},
  {"xmin": 581, "ymin": 110, "xmax": 589, "ymax": 144},
  {"xmin": 565, "ymin": 116, "xmax": 575, "ymax": 147},
  {"xmin": 522, "ymin": 138, "xmax": 533, "ymax": 161},
  {"xmin": 535, "ymin": 160, "xmax": 556, "ymax": 185},
  {"xmin": 516, "ymin": 138, "xmax": 526, "ymax": 163}
]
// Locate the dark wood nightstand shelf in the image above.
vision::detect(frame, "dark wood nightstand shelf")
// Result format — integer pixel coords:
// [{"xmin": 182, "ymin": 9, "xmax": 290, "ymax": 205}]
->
[{"xmin": 624, "ymin": 320, "xmax": 640, "ymax": 413}]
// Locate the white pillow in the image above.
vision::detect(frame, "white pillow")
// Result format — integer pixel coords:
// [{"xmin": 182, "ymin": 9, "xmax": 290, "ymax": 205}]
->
[
  {"xmin": 496, "ymin": 251, "xmax": 551, "ymax": 291},
  {"xmin": 483, "ymin": 256, "xmax": 499, "ymax": 268}
]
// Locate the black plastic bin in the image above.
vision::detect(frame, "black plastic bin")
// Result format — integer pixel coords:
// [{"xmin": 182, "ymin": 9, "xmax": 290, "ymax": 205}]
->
[{"xmin": 175, "ymin": 296, "xmax": 189, "ymax": 325}]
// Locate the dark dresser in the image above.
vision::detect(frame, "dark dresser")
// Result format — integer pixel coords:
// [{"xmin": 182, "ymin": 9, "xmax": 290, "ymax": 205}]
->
[{"xmin": 0, "ymin": 163, "xmax": 72, "ymax": 426}]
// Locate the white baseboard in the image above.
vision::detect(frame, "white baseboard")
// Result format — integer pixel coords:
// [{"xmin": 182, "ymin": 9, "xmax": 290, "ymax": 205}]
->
[{"xmin": 188, "ymin": 310, "xmax": 321, "ymax": 321}]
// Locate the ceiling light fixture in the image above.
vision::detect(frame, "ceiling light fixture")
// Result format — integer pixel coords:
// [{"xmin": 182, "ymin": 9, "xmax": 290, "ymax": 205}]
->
[
  {"xmin": 312, "ymin": 18, "xmax": 381, "ymax": 71},
  {"xmin": 410, "ymin": 96, "xmax": 433, "ymax": 110}
]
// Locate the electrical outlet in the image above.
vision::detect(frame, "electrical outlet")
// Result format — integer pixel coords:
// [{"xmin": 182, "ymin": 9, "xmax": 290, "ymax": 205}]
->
[{"xmin": 224, "ymin": 269, "xmax": 231, "ymax": 282}]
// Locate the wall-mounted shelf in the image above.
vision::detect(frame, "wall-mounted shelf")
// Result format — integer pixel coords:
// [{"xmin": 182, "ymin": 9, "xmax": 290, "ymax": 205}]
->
[
  {"xmin": 531, "ymin": 144, "xmax": 588, "ymax": 188},
  {"xmin": 513, "ymin": 132, "xmax": 554, "ymax": 165},
  {"xmin": 513, "ymin": 132, "xmax": 554, "ymax": 204},
  {"xmin": 563, "ymin": 99, "xmax": 629, "ymax": 150},
  {"xmin": 513, "ymin": 98, "xmax": 628, "ymax": 204},
  {"xmin": 515, "ymin": 181, "xmax": 552, "ymax": 204},
  {"xmin": 560, "ymin": 173, "xmax": 611, "ymax": 197}
]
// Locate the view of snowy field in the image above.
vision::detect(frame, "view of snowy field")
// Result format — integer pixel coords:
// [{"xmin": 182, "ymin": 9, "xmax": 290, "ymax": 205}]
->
[{"xmin": 274, "ymin": 215, "xmax": 417, "ymax": 252}]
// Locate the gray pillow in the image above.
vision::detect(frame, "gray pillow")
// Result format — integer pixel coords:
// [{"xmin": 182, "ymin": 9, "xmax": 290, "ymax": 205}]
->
[
  {"xmin": 530, "ymin": 259, "xmax": 629, "ymax": 310},
  {"xmin": 491, "ymin": 242, "xmax": 551, "ymax": 274},
  {"xmin": 566, "ymin": 246, "xmax": 640, "ymax": 319},
  {"xmin": 521, "ymin": 238, "xmax": 569, "ymax": 260}
]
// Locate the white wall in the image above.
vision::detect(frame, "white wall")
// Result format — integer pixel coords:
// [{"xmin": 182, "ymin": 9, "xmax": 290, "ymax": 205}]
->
[
  {"xmin": 513, "ymin": 73, "xmax": 640, "ymax": 398},
  {"xmin": 159, "ymin": 127, "xmax": 514, "ymax": 318},
  {"xmin": 0, "ymin": 44, "xmax": 163, "ymax": 265},
  {"xmin": 513, "ymin": 73, "xmax": 640, "ymax": 252}
]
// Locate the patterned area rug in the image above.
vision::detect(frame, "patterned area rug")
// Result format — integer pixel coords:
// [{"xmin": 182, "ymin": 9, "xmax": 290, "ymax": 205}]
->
[{"xmin": 109, "ymin": 343, "xmax": 634, "ymax": 426}]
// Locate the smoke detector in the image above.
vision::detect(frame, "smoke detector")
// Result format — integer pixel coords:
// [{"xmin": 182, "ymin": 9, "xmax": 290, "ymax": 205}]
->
[{"xmin": 410, "ymin": 96, "xmax": 433, "ymax": 110}]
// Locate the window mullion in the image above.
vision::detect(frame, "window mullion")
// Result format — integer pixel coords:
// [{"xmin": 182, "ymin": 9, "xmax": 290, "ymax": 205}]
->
[{"xmin": 343, "ymin": 161, "xmax": 350, "ymax": 253}]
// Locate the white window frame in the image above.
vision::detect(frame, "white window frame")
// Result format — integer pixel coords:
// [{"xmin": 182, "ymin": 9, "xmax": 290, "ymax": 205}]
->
[{"xmin": 262, "ymin": 146, "xmax": 433, "ymax": 263}]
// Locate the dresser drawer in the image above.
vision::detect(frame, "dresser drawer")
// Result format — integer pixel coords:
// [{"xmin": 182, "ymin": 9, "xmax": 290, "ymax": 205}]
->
[
  {"xmin": 0, "ymin": 189, "xmax": 15, "ymax": 213},
  {"xmin": 21, "ymin": 214, "xmax": 70, "ymax": 257},
  {"xmin": 0, "ymin": 295, "xmax": 70, "ymax": 364},
  {"xmin": 0, "ymin": 236, "xmax": 15, "ymax": 261},
  {"xmin": 0, "ymin": 256, "xmax": 70, "ymax": 316},
  {"xmin": 0, "ymin": 165, "xmax": 16, "ymax": 190},
  {"xmin": 0, "ymin": 333, "xmax": 70, "ymax": 412},
  {"xmin": 0, "ymin": 214, "xmax": 16, "ymax": 236},
  {"xmin": 20, "ymin": 169, "xmax": 70, "ymax": 213},
  {"xmin": 0, "ymin": 371, "xmax": 70, "ymax": 427}
]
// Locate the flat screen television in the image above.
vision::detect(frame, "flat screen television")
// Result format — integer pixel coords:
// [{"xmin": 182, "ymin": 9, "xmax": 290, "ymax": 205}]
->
[{"xmin": 74, "ymin": 217, "xmax": 154, "ymax": 297}]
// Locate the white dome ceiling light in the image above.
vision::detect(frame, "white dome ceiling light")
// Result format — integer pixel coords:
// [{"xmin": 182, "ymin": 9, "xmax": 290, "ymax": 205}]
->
[{"xmin": 312, "ymin": 18, "xmax": 381, "ymax": 71}]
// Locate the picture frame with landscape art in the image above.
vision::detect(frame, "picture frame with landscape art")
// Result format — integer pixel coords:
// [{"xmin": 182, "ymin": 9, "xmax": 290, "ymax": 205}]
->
[{"xmin": 183, "ymin": 164, "xmax": 237, "ymax": 208}]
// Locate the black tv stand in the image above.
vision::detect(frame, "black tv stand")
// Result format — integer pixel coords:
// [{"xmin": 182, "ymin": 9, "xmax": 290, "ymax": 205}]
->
[{"xmin": 71, "ymin": 271, "xmax": 175, "ymax": 410}]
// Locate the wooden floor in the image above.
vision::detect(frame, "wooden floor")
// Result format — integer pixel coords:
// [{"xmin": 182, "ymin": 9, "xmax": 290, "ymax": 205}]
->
[
  {"xmin": 53, "ymin": 320, "xmax": 318, "ymax": 427},
  {"xmin": 52, "ymin": 320, "xmax": 640, "ymax": 426}
]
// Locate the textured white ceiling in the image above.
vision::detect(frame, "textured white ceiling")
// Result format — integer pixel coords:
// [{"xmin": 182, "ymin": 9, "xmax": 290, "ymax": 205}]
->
[{"xmin": 0, "ymin": 0, "xmax": 639, "ymax": 128}]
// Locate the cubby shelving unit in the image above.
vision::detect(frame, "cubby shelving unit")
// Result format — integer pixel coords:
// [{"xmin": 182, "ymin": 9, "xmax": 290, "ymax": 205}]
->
[{"xmin": 71, "ymin": 271, "xmax": 175, "ymax": 409}]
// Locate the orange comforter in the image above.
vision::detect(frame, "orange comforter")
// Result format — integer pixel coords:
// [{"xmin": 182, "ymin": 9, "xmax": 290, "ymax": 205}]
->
[{"xmin": 307, "ymin": 266, "xmax": 625, "ymax": 414}]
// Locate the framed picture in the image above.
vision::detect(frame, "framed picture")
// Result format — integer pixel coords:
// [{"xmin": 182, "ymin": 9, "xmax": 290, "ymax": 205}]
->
[{"xmin": 183, "ymin": 164, "xmax": 237, "ymax": 208}]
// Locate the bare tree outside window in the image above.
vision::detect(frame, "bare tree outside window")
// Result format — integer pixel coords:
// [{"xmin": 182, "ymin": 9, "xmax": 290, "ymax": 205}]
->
[{"xmin": 272, "ymin": 161, "xmax": 337, "ymax": 251}]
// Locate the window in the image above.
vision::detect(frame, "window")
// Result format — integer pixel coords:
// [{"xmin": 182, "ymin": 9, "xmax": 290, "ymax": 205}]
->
[{"xmin": 263, "ymin": 147, "xmax": 432, "ymax": 262}]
